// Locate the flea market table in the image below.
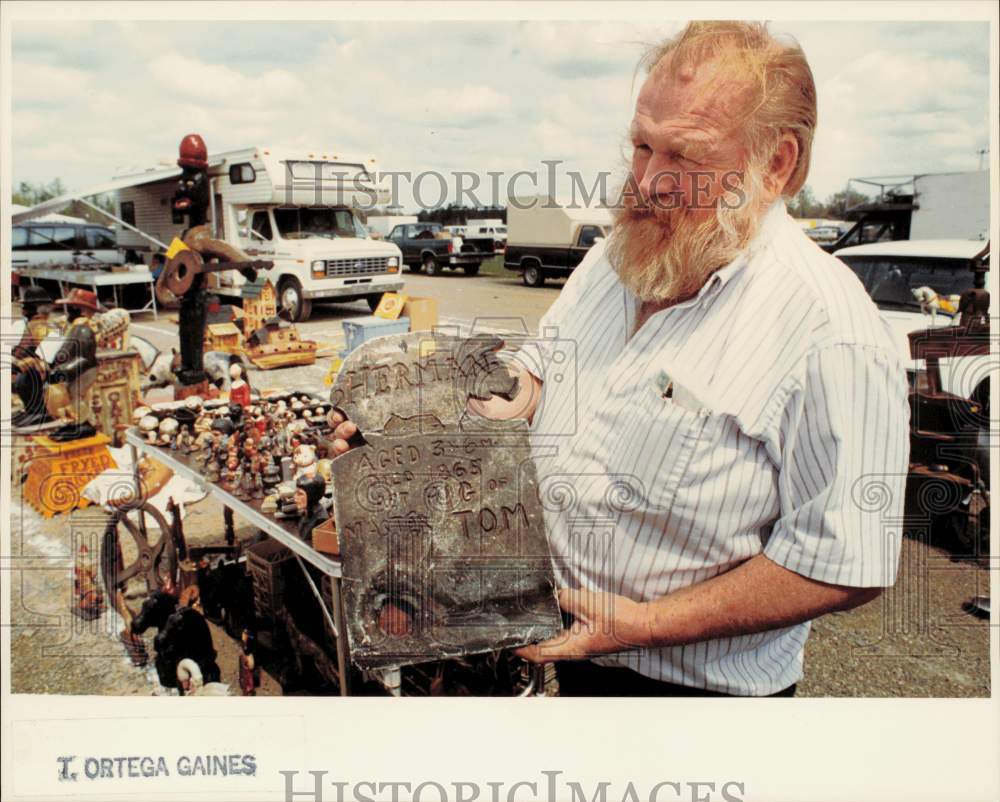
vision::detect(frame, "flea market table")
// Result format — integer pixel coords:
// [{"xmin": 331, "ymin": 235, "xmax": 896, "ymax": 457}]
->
[
  {"xmin": 123, "ymin": 428, "xmax": 351, "ymax": 695},
  {"xmin": 18, "ymin": 265, "xmax": 159, "ymax": 319}
]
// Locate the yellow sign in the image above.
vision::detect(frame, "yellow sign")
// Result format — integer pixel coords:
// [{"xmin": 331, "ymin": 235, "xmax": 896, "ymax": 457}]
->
[
  {"xmin": 165, "ymin": 237, "xmax": 190, "ymax": 259},
  {"xmin": 374, "ymin": 292, "xmax": 409, "ymax": 320}
]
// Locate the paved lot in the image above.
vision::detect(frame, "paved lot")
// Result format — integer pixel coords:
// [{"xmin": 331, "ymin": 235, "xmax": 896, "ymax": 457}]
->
[{"xmin": 7, "ymin": 269, "xmax": 993, "ymax": 697}]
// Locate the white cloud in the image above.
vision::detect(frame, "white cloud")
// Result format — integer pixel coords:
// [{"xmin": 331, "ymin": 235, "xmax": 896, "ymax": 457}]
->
[{"xmin": 10, "ymin": 20, "xmax": 991, "ymax": 209}]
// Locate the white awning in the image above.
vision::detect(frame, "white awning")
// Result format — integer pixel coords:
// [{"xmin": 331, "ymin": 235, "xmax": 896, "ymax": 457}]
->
[{"xmin": 11, "ymin": 166, "xmax": 185, "ymax": 224}]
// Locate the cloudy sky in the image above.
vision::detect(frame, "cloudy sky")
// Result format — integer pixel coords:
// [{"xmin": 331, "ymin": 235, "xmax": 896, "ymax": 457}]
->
[{"xmin": 10, "ymin": 18, "xmax": 992, "ymax": 211}]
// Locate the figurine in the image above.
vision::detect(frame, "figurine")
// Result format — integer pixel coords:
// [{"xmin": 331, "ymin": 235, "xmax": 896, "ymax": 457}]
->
[
  {"xmin": 294, "ymin": 474, "xmax": 329, "ymax": 542},
  {"xmin": 292, "ymin": 443, "xmax": 317, "ymax": 479},
  {"xmin": 40, "ymin": 289, "xmax": 103, "ymax": 440},
  {"xmin": 11, "ymin": 286, "xmax": 53, "ymax": 428},
  {"xmin": 229, "ymin": 362, "xmax": 251, "ymax": 408},
  {"xmin": 263, "ymin": 459, "xmax": 281, "ymax": 493},
  {"xmin": 238, "ymin": 629, "xmax": 260, "ymax": 696},
  {"xmin": 204, "ymin": 459, "xmax": 220, "ymax": 483},
  {"xmin": 240, "ymin": 464, "xmax": 255, "ymax": 500}
]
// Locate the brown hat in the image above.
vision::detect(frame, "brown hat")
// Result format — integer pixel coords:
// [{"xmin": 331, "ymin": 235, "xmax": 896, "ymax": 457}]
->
[{"xmin": 54, "ymin": 288, "xmax": 102, "ymax": 312}]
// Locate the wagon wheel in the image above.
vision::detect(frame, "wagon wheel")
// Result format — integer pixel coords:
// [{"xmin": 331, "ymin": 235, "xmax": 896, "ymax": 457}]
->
[{"xmin": 101, "ymin": 502, "xmax": 179, "ymax": 601}]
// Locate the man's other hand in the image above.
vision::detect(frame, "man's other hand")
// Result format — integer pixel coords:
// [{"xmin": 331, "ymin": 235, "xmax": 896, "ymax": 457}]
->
[{"xmin": 515, "ymin": 588, "xmax": 652, "ymax": 664}]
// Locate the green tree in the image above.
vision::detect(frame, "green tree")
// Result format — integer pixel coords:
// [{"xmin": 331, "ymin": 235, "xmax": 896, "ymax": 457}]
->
[
  {"xmin": 788, "ymin": 185, "xmax": 824, "ymax": 218},
  {"xmin": 13, "ymin": 179, "xmax": 115, "ymax": 224},
  {"xmin": 820, "ymin": 188, "xmax": 871, "ymax": 218}
]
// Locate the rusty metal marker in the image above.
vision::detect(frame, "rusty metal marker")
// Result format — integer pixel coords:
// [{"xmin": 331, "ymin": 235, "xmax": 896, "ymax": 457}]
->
[{"xmin": 330, "ymin": 332, "xmax": 561, "ymax": 669}]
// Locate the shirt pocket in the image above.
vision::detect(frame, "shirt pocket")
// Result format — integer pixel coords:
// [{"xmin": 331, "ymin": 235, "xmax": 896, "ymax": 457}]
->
[{"xmin": 640, "ymin": 384, "xmax": 715, "ymax": 514}]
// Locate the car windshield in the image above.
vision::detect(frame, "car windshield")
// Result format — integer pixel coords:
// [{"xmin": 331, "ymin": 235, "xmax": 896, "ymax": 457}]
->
[
  {"xmin": 839, "ymin": 255, "xmax": 976, "ymax": 311},
  {"xmin": 273, "ymin": 208, "xmax": 366, "ymax": 240}
]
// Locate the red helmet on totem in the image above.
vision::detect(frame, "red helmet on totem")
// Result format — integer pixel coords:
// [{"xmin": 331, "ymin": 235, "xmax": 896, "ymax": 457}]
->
[{"xmin": 177, "ymin": 133, "xmax": 208, "ymax": 170}]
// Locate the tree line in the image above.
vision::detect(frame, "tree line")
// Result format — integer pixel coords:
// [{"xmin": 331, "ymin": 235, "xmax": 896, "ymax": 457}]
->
[
  {"xmin": 786, "ymin": 185, "xmax": 871, "ymax": 220},
  {"xmin": 12, "ymin": 178, "xmax": 116, "ymax": 224}
]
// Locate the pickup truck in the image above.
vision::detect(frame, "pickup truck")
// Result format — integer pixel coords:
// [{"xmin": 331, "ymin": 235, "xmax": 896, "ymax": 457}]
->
[
  {"xmin": 504, "ymin": 201, "xmax": 613, "ymax": 286},
  {"xmin": 387, "ymin": 223, "xmax": 486, "ymax": 276}
]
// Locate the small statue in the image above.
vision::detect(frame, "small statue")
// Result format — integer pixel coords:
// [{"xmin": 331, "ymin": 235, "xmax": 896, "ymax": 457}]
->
[
  {"xmin": 240, "ymin": 464, "xmax": 255, "ymax": 499},
  {"xmin": 228, "ymin": 401, "xmax": 245, "ymax": 431},
  {"xmin": 292, "ymin": 443, "xmax": 317, "ymax": 480},
  {"xmin": 294, "ymin": 473, "xmax": 329, "ymax": 542},
  {"xmin": 224, "ymin": 454, "xmax": 240, "ymax": 489},
  {"xmin": 41, "ymin": 289, "xmax": 103, "ymax": 440},
  {"xmin": 263, "ymin": 460, "xmax": 281, "ymax": 493},
  {"xmin": 205, "ymin": 459, "xmax": 220, "ymax": 483},
  {"xmin": 238, "ymin": 629, "xmax": 260, "ymax": 696},
  {"xmin": 229, "ymin": 362, "xmax": 251, "ymax": 408},
  {"xmin": 11, "ymin": 285, "xmax": 53, "ymax": 428}
]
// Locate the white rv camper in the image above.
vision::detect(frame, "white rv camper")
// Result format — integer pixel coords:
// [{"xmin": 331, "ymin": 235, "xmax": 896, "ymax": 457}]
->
[{"xmin": 112, "ymin": 146, "xmax": 404, "ymax": 321}]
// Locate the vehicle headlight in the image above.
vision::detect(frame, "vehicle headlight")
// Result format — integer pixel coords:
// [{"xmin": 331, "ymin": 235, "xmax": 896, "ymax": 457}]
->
[
  {"xmin": 311, "ymin": 260, "xmax": 325, "ymax": 277},
  {"xmin": 387, "ymin": 256, "xmax": 399, "ymax": 268}
]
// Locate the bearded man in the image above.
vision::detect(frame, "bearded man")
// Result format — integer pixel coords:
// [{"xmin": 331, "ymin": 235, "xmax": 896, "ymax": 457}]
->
[{"xmin": 331, "ymin": 21, "xmax": 910, "ymax": 696}]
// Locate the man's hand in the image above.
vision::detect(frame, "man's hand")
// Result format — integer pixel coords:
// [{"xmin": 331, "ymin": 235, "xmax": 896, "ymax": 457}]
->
[
  {"xmin": 515, "ymin": 588, "xmax": 651, "ymax": 664},
  {"xmin": 327, "ymin": 357, "xmax": 542, "ymax": 456},
  {"xmin": 328, "ymin": 409, "xmax": 358, "ymax": 455},
  {"xmin": 466, "ymin": 359, "xmax": 542, "ymax": 424}
]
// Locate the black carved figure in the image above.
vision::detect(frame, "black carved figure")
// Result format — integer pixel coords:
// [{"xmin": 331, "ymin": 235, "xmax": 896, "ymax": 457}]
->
[
  {"xmin": 131, "ymin": 589, "xmax": 220, "ymax": 690},
  {"xmin": 294, "ymin": 473, "xmax": 329, "ymax": 542},
  {"xmin": 11, "ymin": 286, "xmax": 53, "ymax": 428}
]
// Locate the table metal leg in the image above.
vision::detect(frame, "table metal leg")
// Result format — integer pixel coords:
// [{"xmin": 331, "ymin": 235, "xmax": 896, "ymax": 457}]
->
[
  {"xmin": 291, "ymin": 554, "xmax": 350, "ymax": 696},
  {"xmin": 224, "ymin": 506, "xmax": 235, "ymax": 545},
  {"xmin": 150, "ymin": 279, "xmax": 158, "ymax": 321},
  {"xmin": 330, "ymin": 576, "xmax": 351, "ymax": 696},
  {"xmin": 130, "ymin": 442, "xmax": 147, "ymax": 539}
]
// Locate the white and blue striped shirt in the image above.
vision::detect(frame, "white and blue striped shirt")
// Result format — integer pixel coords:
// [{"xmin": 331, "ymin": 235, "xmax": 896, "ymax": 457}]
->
[{"xmin": 520, "ymin": 200, "xmax": 910, "ymax": 694}]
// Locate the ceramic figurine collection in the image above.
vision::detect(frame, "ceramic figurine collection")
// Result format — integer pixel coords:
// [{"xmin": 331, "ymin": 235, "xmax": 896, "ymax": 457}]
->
[{"xmin": 135, "ymin": 388, "xmax": 337, "ymax": 542}]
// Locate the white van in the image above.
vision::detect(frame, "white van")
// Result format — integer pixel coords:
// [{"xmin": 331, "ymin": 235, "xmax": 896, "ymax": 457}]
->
[
  {"xmin": 113, "ymin": 146, "xmax": 404, "ymax": 321},
  {"xmin": 12, "ymin": 221, "xmax": 123, "ymax": 269}
]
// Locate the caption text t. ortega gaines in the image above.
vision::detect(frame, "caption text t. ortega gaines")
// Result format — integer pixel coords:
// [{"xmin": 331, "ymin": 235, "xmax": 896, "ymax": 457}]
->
[{"xmin": 57, "ymin": 754, "xmax": 257, "ymax": 781}]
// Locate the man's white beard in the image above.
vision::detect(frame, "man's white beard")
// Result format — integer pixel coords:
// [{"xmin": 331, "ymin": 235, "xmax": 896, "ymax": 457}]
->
[{"xmin": 607, "ymin": 171, "xmax": 764, "ymax": 304}]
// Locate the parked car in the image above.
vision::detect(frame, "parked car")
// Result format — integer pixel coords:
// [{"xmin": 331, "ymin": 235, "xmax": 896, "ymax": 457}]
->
[
  {"xmin": 386, "ymin": 223, "xmax": 485, "ymax": 276},
  {"xmin": 504, "ymin": 201, "xmax": 612, "ymax": 286},
  {"xmin": 835, "ymin": 238, "xmax": 989, "ymax": 398},
  {"xmin": 367, "ymin": 214, "xmax": 417, "ymax": 240},
  {"xmin": 838, "ymin": 240, "xmax": 991, "ymax": 558},
  {"xmin": 12, "ymin": 221, "xmax": 123, "ymax": 269},
  {"xmin": 463, "ymin": 219, "xmax": 507, "ymax": 255}
]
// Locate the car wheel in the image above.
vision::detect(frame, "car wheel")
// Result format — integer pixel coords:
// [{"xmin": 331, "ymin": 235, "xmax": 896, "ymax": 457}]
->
[
  {"xmin": 522, "ymin": 263, "xmax": 544, "ymax": 287},
  {"xmin": 463, "ymin": 263, "xmax": 481, "ymax": 276},
  {"xmin": 278, "ymin": 277, "xmax": 312, "ymax": 322},
  {"xmin": 423, "ymin": 255, "xmax": 440, "ymax": 276},
  {"xmin": 366, "ymin": 293, "xmax": 384, "ymax": 313}
]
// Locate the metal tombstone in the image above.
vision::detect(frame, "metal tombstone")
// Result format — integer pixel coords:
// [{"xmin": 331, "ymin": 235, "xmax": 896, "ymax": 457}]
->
[{"xmin": 329, "ymin": 332, "xmax": 560, "ymax": 669}]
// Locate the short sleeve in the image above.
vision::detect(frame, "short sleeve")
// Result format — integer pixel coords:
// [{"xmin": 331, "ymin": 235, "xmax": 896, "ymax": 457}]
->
[{"xmin": 763, "ymin": 344, "xmax": 911, "ymax": 587}]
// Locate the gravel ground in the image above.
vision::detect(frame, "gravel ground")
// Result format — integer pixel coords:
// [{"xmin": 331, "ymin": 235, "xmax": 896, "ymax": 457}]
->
[
  {"xmin": 8, "ymin": 283, "xmax": 993, "ymax": 697},
  {"xmin": 8, "ymin": 476, "xmax": 991, "ymax": 697}
]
